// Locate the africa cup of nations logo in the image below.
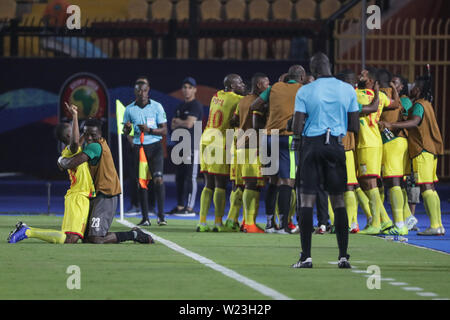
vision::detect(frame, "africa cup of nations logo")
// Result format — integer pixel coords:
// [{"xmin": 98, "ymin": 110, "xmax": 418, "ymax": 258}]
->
[{"xmin": 59, "ymin": 73, "xmax": 109, "ymax": 121}]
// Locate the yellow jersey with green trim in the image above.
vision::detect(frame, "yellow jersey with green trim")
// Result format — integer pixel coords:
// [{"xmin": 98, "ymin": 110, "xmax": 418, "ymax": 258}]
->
[
  {"xmin": 357, "ymin": 89, "xmax": 390, "ymax": 149},
  {"xmin": 61, "ymin": 146, "xmax": 95, "ymax": 198},
  {"xmin": 201, "ymin": 90, "xmax": 243, "ymax": 146}
]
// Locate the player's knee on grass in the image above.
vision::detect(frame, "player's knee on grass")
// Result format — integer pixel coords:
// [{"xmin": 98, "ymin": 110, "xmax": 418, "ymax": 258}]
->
[{"xmin": 64, "ymin": 234, "xmax": 80, "ymax": 244}]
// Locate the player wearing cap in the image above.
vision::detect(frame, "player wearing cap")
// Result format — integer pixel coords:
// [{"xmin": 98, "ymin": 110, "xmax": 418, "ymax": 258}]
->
[{"xmin": 169, "ymin": 77, "xmax": 203, "ymax": 217}]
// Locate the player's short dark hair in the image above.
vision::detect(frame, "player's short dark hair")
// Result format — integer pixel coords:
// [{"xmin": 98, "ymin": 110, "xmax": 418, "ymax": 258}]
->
[
  {"xmin": 287, "ymin": 65, "xmax": 306, "ymax": 81},
  {"xmin": 394, "ymin": 74, "xmax": 409, "ymax": 96},
  {"xmin": 415, "ymin": 75, "xmax": 432, "ymax": 100},
  {"xmin": 54, "ymin": 122, "xmax": 70, "ymax": 142},
  {"xmin": 336, "ymin": 69, "xmax": 356, "ymax": 84},
  {"xmin": 84, "ymin": 118, "xmax": 103, "ymax": 132},
  {"xmin": 366, "ymin": 66, "xmax": 378, "ymax": 81},
  {"xmin": 377, "ymin": 68, "xmax": 392, "ymax": 87},
  {"xmin": 251, "ymin": 72, "xmax": 268, "ymax": 88}
]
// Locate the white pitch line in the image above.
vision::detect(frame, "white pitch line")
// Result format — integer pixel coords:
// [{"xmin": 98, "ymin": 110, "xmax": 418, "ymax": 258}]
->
[
  {"xmin": 417, "ymin": 292, "xmax": 438, "ymax": 297},
  {"xmin": 389, "ymin": 282, "xmax": 408, "ymax": 286},
  {"xmin": 402, "ymin": 287, "xmax": 423, "ymax": 292},
  {"xmin": 116, "ymin": 219, "xmax": 292, "ymax": 300}
]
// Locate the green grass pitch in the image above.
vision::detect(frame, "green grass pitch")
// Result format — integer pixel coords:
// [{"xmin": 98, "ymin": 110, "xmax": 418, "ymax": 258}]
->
[{"xmin": 1, "ymin": 215, "xmax": 449, "ymax": 300}]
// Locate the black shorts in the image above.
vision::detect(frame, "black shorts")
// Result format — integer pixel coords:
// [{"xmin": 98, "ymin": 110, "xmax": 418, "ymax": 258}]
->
[
  {"xmin": 133, "ymin": 141, "xmax": 164, "ymax": 179},
  {"xmin": 297, "ymin": 134, "xmax": 347, "ymax": 195}
]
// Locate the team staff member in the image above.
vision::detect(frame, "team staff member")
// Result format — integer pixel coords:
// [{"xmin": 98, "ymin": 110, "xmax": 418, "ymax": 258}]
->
[
  {"xmin": 251, "ymin": 65, "xmax": 305, "ymax": 234},
  {"xmin": 53, "ymin": 116, "xmax": 153, "ymax": 244},
  {"xmin": 169, "ymin": 77, "xmax": 203, "ymax": 217},
  {"xmin": 291, "ymin": 52, "xmax": 360, "ymax": 269},
  {"xmin": 123, "ymin": 77, "xmax": 168, "ymax": 227},
  {"xmin": 197, "ymin": 74, "xmax": 245, "ymax": 232},
  {"xmin": 379, "ymin": 76, "xmax": 444, "ymax": 236}
]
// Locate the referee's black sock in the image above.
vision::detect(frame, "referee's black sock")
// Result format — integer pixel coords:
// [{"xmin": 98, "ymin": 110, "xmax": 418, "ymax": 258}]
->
[
  {"xmin": 154, "ymin": 182, "xmax": 166, "ymax": 217},
  {"xmin": 299, "ymin": 206, "xmax": 314, "ymax": 259},
  {"xmin": 115, "ymin": 231, "xmax": 137, "ymax": 243},
  {"xmin": 278, "ymin": 185, "xmax": 292, "ymax": 229},
  {"xmin": 265, "ymin": 183, "xmax": 277, "ymax": 218},
  {"xmin": 334, "ymin": 207, "xmax": 349, "ymax": 260}
]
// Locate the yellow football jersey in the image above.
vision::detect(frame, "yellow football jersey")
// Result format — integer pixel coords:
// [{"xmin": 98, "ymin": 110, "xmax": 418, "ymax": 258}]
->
[
  {"xmin": 357, "ymin": 89, "xmax": 390, "ymax": 149},
  {"xmin": 201, "ymin": 90, "xmax": 243, "ymax": 146},
  {"xmin": 61, "ymin": 146, "xmax": 95, "ymax": 198}
]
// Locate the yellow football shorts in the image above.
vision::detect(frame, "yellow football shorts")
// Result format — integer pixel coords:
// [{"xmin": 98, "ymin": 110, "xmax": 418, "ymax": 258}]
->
[
  {"xmin": 199, "ymin": 142, "xmax": 230, "ymax": 176},
  {"xmin": 61, "ymin": 192, "xmax": 90, "ymax": 238},
  {"xmin": 356, "ymin": 146, "xmax": 383, "ymax": 178},
  {"xmin": 412, "ymin": 151, "xmax": 438, "ymax": 184},
  {"xmin": 236, "ymin": 148, "xmax": 265, "ymax": 187},
  {"xmin": 345, "ymin": 150, "xmax": 358, "ymax": 185},
  {"xmin": 382, "ymin": 137, "xmax": 409, "ymax": 178}
]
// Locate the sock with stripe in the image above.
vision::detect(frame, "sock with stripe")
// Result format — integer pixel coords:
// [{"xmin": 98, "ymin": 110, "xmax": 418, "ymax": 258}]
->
[
  {"xmin": 355, "ymin": 187, "xmax": 372, "ymax": 220},
  {"xmin": 328, "ymin": 197, "xmax": 335, "ymax": 225},
  {"xmin": 213, "ymin": 187, "xmax": 226, "ymax": 225},
  {"xmin": 422, "ymin": 190, "xmax": 440, "ymax": 229},
  {"xmin": 199, "ymin": 187, "xmax": 213, "ymax": 224},
  {"xmin": 226, "ymin": 187, "xmax": 243, "ymax": 223},
  {"xmin": 402, "ymin": 187, "xmax": 412, "ymax": 220},
  {"xmin": 344, "ymin": 191, "xmax": 358, "ymax": 226},
  {"xmin": 389, "ymin": 186, "xmax": 405, "ymax": 228},
  {"xmin": 243, "ymin": 189, "xmax": 260, "ymax": 225},
  {"xmin": 434, "ymin": 190, "xmax": 443, "ymax": 228},
  {"xmin": 364, "ymin": 188, "xmax": 382, "ymax": 228},
  {"xmin": 288, "ymin": 188, "xmax": 296, "ymax": 224},
  {"xmin": 25, "ymin": 228, "xmax": 66, "ymax": 244}
]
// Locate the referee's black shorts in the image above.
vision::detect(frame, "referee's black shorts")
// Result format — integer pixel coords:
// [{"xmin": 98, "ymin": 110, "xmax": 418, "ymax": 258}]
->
[
  {"xmin": 133, "ymin": 140, "xmax": 164, "ymax": 180},
  {"xmin": 297, "ymin": 134, "xmax": 347, "ymax": 195}
]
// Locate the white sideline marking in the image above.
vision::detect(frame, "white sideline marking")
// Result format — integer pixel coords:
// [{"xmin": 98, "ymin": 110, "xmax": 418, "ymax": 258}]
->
[
  {"xmin": 389, "ymin": 282, "xmax": 408, "ymax": 286},
  {"xmin": 117, "ymin": 219, "xmax": 292, "ymax": 300},
  {"xmin": 402, "ymin": 287, "xmax": 423, "ymax": 291},
  {"xmin": 417, "ymin": 292, "xmax": 438, "ymax": 297},
  {"xmin": 352, "ymin": 270, "xmax": 369, "ymax": 274}
]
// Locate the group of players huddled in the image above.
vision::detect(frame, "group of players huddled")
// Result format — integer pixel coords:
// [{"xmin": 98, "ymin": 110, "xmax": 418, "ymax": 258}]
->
[{"xmin": 196, "ymin": 63, "xmax": 445, "ymax": 237}]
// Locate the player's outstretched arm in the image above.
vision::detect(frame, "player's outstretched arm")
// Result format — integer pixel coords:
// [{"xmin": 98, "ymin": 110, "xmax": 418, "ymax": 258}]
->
[
  {"xmin": 379, "ymin": 115, "xmax": 421, "ymax": 131},
  {"xmin": 65, "ymin": 102, "xmax": 79, "ymax": 154}
]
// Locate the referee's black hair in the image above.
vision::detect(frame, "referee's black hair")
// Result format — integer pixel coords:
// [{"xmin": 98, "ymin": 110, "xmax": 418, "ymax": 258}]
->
[
  {"xmin": 135, "ymin": 76, "xmax": 149, "ymax": 85},
  {"xmin": 415, "ymin": 75, "xmax": 432, "ymax": 102},
  {"xmin": 84, "ymin": 118, "xmax": 103, "ymax": 132}
]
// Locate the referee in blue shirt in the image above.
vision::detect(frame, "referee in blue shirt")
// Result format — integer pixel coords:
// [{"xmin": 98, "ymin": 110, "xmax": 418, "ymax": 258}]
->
[
  {"xmin": 291, "ymin": 53, "xmax": 360, "ymax": 268},
  {"xmin": 123, "ymin": 76, "xmax": 168, "ymax": 226}
]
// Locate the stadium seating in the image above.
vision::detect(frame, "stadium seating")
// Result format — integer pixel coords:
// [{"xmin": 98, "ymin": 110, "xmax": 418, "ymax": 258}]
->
[
  {"xmin": 176, "ymin": 0, "xmax": 190, "ymax": 21},
  {"xmin": 177, "ymin": 38, "xmax": 189, "ymax": 58},
  {"xmin": 225, "ymin": 0, "xmax": 246, "ymax": 21},
  {"xmin": 295, "ymin": 0, "xmax": 317, "ymax": 20},
  {"xmin": 127, "ymin": 0, "xmax": 149, "ymax": 20},
  {"xmin": 272, "ymin": 0, "xmax": 292, "ymax": 21},
  {"xmin": 272, "ymin": 38, "xmax": 290, "ymax": 59},
  {"xmin": 118, "ymin": 38, "xmax": 139, "ymax": 58},
  {"xmin": 248, "ymin": 0, "xmax": 269, "ymax": 21},
  {"xmin": 222, "ymin": 38, "xmax": 242, "ymax": 59},
  {"xmin": 247, "ymin": 38, "xmax": 267, "ymax": 59},
  {"xmin": 201, "ymin": 0, "xmax": 222, "ymax": 21},
  {"xmin": 320, "ymin": 0, "xmax": 341, "ymax": 19},
  {"xmin": 0, "ymin": 0, "xmax": 17, "ymax": 20},
  {"xmin": 150, "ymin": 0, "xmax": 173, "ymax": 21},
  {"xmin": 198, "ymin": 38, "xmax": 215, "ymax": 59},
  {"xmin": 93, "ymin": 38, "xmax": 114, "ymax": 57}
]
